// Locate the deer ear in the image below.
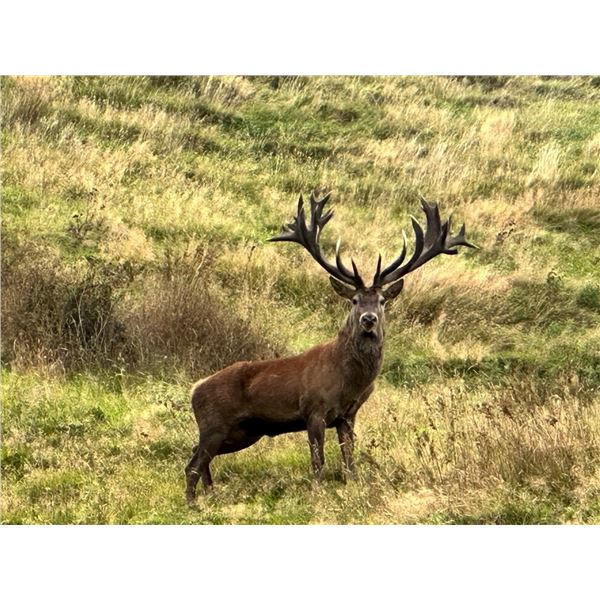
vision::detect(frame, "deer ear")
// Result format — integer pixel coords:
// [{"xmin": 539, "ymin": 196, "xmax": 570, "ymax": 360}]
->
[
  {"xmin": 382, "ymin": 279, "xmax": 404, "ymax": 302},
  {"xmin": 329, "ymin": 276, "xmax": 356, "ymax": 300}
]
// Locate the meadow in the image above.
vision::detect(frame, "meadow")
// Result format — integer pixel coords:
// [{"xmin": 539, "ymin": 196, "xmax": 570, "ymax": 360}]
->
[{"xmin": 1, "ymin": 75, "xmax": 599, "ymax": 523}]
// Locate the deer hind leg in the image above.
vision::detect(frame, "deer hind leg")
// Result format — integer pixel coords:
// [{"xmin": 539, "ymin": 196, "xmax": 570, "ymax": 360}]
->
[
  {"xmin": 185, "ymin": 443, "xmax": 200, "ymax": 478},
  {"xmin": 185, "ymin": 443, "xmax": 202, "ymax": 505},
  {"xmin": 185, "ymin": 429, "xmax": 226, "ymax": 505},
  {"xmin": 307, "ymin": 415, "xmax": 326, "ymax": 482}
]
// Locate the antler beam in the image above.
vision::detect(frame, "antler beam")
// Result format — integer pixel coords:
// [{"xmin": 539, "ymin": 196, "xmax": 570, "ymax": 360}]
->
[
  {"xmin": 269, "ymin": 191, "xmax": 365, "ymax": 288},
  {"xmin": 372, "ymin": 198, "xmax": 477, "ymax": 288}
]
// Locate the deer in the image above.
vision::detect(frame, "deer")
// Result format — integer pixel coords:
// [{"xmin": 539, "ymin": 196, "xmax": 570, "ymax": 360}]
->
[{"xmin": 185, "ymin": 192, "xmax": 475, "ymax": 504}]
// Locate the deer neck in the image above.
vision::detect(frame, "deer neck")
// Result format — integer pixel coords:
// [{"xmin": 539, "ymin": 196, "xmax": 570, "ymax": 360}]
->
[{"xmin": 335, "ymin": 316, "xmax": 384, "ymax": 387}]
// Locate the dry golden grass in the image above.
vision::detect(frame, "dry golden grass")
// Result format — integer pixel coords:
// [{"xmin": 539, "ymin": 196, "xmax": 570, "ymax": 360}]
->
[{"xmin": 528, "ymin": 142, "xmax": 563, "ymax": 185}]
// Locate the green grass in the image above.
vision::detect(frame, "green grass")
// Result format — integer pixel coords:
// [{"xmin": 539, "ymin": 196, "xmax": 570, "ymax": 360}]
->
[{"xmin": 2, "ymin": 76, "xmax": 600, "ymax": 523}]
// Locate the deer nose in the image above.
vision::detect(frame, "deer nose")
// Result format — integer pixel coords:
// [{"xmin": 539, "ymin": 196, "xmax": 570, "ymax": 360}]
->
[{"xmin": 360, "ymin": 312, "xmax": 378, "ymax": 329}]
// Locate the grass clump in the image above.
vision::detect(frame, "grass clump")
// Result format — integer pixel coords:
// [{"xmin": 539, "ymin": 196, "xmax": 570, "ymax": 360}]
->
[{"xmin": 576, "ymin": 283, "xmax": 600, "ymax": 311}]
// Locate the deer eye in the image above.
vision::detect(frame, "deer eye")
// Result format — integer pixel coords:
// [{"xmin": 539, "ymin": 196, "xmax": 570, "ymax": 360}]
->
[
  {"xmin": 352, "ymin": 298, "xmax": 358, "ymax": 305},
  {"xmin": 380, "ymin": 298, "xmax": 386, "ymax": 305}
]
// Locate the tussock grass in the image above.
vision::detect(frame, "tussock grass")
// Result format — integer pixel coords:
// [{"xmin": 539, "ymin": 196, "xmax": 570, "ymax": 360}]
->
[
  {"xmin": 1, "ymin": 76, "xmax": 599, "ymax": 523},
  {"xmin": 2, "ymin": 77, "xmax": 60, "ymax": 128}
]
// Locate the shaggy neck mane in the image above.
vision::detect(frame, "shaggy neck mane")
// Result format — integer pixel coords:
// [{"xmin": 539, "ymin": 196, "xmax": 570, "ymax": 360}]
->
[{"xmin": 336, "ymin": 314, "xmax": 384, "ymax": 387}]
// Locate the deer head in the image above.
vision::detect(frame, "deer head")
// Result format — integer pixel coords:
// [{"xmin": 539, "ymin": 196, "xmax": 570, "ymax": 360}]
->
[{"xmin": 269, "ymin": 191, "xmax": 476, "ymax": 342}]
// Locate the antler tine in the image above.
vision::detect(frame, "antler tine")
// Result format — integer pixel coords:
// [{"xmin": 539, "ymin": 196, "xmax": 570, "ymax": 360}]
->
[
  {"xmin": 269, "ymin": 192, "xmax": 364, "ymax": 288},
  {"xmin": 446, "ymin": 222, "xmax": 478, "ymax": 250},
  {"xmin": 373, "ymin": 230, "xmax": 408, "ymax": 287},
  {"xmin": 373, "ymin": 198, "xmax": 476, "ymax": 287},
  {"xmin": 333, "ymin": 238, "xmax": 365, "ymax": 287},
  {"xmin": 373, "ymin": 254, "xmax": 382, "ymax": 284},
  {"xmin": 351, "ymin": 259, "xmax": 364, "ymax": 288},
  {"xmin": 374, "ymin": 217, "xmax": 424, "ymax": 286},
  {"xmin": 421, "ymin": 198, "xmax": 442, "ymax": 250},
  {"xmin": 310, "ymin": 191, "xmax": 334, "ymax": 243}
]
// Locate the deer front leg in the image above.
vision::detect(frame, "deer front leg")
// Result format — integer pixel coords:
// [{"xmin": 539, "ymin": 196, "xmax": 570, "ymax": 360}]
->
[
  {"xmin": 336, "ymin": 417, "xmax": 355, "ymax": 480},
  {"xmin": 307, "ymin": 415, "xmax": 326, "ymax": 482}
]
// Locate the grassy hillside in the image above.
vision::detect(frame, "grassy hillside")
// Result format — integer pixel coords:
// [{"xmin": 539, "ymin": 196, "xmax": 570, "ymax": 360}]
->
[{"xmin": 1, "ymin": 75, "xmax": 599, "ymax": 523}]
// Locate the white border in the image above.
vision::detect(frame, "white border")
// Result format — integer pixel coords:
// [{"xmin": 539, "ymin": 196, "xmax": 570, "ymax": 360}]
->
[
  {"xmin": 1, "ymin": 1, "xmax": 598, "ymax": 74},
  {"xmin": 1, "ymin": 526, "xmax": 598, "ymax": 599},
  {"xmin": 2, "ymin": 3, "xmax": 598, "ymax": 598}
]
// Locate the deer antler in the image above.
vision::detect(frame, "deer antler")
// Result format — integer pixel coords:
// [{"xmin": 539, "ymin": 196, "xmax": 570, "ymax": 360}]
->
[
  {"xmin": 269, "ymin": 191, "xmax": 365, "ymax": 288},
  {"xmin": 372, "ymin": 197, "xmax": 477, "ymax": 288}
]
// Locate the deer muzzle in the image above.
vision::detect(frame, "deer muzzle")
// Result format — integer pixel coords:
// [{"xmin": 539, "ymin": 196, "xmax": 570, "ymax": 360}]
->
[{"xmin": 360, "ymin": 312, "xmax": 378, "ymax": 331}]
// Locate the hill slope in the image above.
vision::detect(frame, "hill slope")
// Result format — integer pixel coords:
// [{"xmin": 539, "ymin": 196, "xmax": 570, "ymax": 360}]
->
[{"xmin": 2, "ymin": 76, "xmax": 599, "ymax": 523}]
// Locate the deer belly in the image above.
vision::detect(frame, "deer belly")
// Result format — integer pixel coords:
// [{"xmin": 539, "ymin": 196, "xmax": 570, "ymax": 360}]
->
[{"xmin": 240, "ymin": 417, "xmax": 306, "ymax": 438}]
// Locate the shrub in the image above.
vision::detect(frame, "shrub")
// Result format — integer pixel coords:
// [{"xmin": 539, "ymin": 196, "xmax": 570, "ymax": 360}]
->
[
  {"xmin": 124, "ymin": 257, "xmax": 278, "ymax": 377},
  {"xmin": 1, "ymin": 235, "xmax": 279, "ymax": 376},
  {"xmin": 1, "ymin": 237, "xmax": 131, "ymax": 370}
]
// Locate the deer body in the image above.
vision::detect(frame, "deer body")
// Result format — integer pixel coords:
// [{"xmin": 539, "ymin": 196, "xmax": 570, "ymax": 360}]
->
[
  {"xmin": 185, "ymin": 192, "xmax": 475, "ymax": 504},
  {"xmin": 186, "ymin": 312, "xmax": 382, "ymax": 499}
]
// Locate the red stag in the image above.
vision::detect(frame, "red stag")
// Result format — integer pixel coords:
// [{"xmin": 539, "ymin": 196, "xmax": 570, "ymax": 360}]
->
[{"xmin": 185, "ymin": 192, "xmax": 475, "ymax": 503}]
